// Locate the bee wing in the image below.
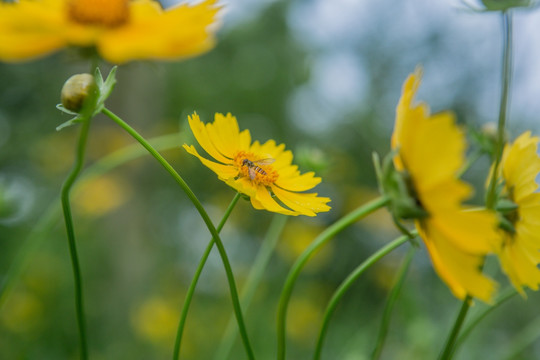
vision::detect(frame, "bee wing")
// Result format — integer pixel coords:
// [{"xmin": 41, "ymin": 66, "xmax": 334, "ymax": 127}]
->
[
  {"xmin": 248, "ymin": 167, "xmax": 257, "ymax": 180},
  {"xmin": 254, "ymin": 158, "xmax": 275, "ymax": 165}
]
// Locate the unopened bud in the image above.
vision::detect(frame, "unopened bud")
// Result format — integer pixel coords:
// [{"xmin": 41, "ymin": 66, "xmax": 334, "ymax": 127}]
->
[{"xmin": 61, "ymin": 73, "xmax": 97, "ymax": 112}]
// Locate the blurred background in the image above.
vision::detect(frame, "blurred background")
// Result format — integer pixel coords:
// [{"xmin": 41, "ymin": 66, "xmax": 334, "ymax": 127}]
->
[{"xmin": 1, "ymin": 0, "xmax": 540, "ymax": 359}]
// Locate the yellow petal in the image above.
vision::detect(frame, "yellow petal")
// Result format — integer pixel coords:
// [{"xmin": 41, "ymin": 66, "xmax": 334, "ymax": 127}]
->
[
  {"xmin": 275, "ymin": 172, "xmax": 321, "ymax": 192},
  {"xmin": 417, "ymin": 220, "xmax": 497, "ymax": 303},
  {"xmin": 419, "ymin": 179, "xmax": 472, "ymax": 214},
  {"xmin": 205, "ymin": 113, "xmax": 242, "ymax": 159},
  {"xmin": 0, "ymin": 0, "xmax": 67, "ymax": 61},
  {"xmin": 271, "ymin": 185, "xmax": 330, "ymax": 216},
  {"xmin": 502, "ymin": 132, "xmax": 540, "ymax": 202},
  {"xmin": 183, "ymin": 144, "xmax": 238, "ymax": 180},
  {"xmin": 225, "ymin": 177, "xmax": 256, "ymax": 198},
  {"xmin": 187, "ymin": 113, "xmax": 232, "ymax": 164},
  {"xmin": 392, "ymin": 69, "xmax": 466, "ymax": 195},
  {"xmin": 499, "ymin": 241, "xmax": 540, "ymax": 294},
  {"xmin": 97, "ymin": 0, "xmax": 219, "ymax": 63},
  {"xmin": 430, "ymin": 209, "xmax": 498, "ymax": 254},
  {"xmin": 254, "ymin": 186, "xmax": 296, "ymax": 216}
]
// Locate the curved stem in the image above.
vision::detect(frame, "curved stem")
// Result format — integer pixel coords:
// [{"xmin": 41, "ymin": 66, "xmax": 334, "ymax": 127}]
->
[
  {"xmin": 215, "ymin": 214, "xmax": 288, "ymax": 360},
  {"xmin": 60, "ymin": 118, "xmax": 91, "ymax": 360},
  {"xmin": 102, "ymin": 108, "xmax": 254, "ymax": 359},
  {"xmin": 371, "ymin": 245, "xmax": 416, "ymax": 360},
  {"xmin": 455, "ymin": 287, "xmax": 517, "ymax": 349},
  {"xmin": 173, "ymin": 192, "xmax": 242, "ymax": 360},
  {"xmin": 438, "ymin": 295, "xmax": 472, "ymax": 360},
  {"xmin": 276, "ymin": 196, "xmax": 390, "ymax": 360},
  {"xmin": 486, "ymin": 11, "xmax": 513, "ymax": 209},
  {"xmin": 314, "ymin": 233, "xmax": 413, "ymax": 360}
]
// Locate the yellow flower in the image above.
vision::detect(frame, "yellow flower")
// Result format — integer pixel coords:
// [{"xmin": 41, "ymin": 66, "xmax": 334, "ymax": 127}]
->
[
  {"xmin": 183, "ymin": 112, "xmax": 331, "ymax": 216},
  {"xmin": 392, "ymin": 69, "xmax": 499, "ymax": 302},
  {"xmin": 0, "ymin": 0, "xmax": 220, "ymax": 64},
  {"xmin": 496, "ymin": 132, "xmax": 540, "ymax": 294}
]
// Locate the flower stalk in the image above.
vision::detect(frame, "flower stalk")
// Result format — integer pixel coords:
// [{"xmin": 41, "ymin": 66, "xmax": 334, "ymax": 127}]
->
[
  {"xmin": 371, "ymin": 245, "xmax": 416, "ymax": 360},
  {"xmin": 486, "ymin": 11, "xmax": 513, "ymax": 209},
  {"xmin": 173, "ymin": 192, "xmax": 242, "ymax": 360},
  {"xmin": 60, "ymin": 117, "xmax": 91, "ymax": 360},
  {"xmin": 214, "ymin": 214, "xmax": 288, "ymax": 360},
  {"xmin": 441, "ymin": 10, "xmax": 514, "ymax": 360},
  {"xmin": 276, "ymin": 195, "xmax": 390, "ymax": 360},
  {"xmin": 101, "ymin": 108, "xmax": 255, "ymax": 359},
  {"xmin": 314, "ymin": 233, "xmax": 414, "ymax": 360}
]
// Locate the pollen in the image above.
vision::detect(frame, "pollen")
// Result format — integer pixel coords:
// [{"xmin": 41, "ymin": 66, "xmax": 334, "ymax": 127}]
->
[
  {"xmin": 234, "ymin": 151, "xmax": 279, "ymax": 186},
  {"xmin": 67, "ymin": 0, "xmax": 130, "ymax": 27}
]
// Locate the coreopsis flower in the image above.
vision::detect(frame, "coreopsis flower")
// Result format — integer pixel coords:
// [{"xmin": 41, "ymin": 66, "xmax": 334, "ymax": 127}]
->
[
  {"xmin": 495, "ymin": 132, "xmax": 540, "ymax": 294},
  {"xmin": 391, "ymin": 69, "xmax": 499, "ymax": 302},
  {"xmin": 0, "ymin": 0, "xmax": 220, "ymax": 64},
  {"xmin": 183, "ymin": 113, "xmax": 331, "ymax": 216}
]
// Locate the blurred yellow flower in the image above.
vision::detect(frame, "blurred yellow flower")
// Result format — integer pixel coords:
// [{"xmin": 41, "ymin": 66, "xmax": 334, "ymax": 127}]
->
[
  {"xmin": 496, "ymin": 132, "xmax": 540, "ymax": 294},
  {"xmin": 131, "ymin": 296, "xmax": 179, "ymax": 345},
  {"xmin": 288, "ymin": 295, "xmax": 323, "ymax": 344},
  {"xmin": 0, "ymin": 290, "xmax": 44, "ymax": 334},
  {"xmin": 183, "ymin": 112, "xmax": 331, "ymax": 216},
  {"xmin": 392, "ymin": 69, "xmax": 499, "ymax": 302},
  {"xmin": 277, "ymin": 220, "xmax": 332, "ymax": 271},
  {"xmin": 73, "ymin": 174, "xmax": 131, "ymax": 216},
  {"xmin": 0, "ymin": 0, "xmax": 220, "ymax": 63}
]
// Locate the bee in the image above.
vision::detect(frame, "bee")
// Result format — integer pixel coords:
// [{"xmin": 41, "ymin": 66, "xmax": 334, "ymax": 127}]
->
[{"xmin": 242, "ymin": 158, "xmax": 275, "ymax": 180}]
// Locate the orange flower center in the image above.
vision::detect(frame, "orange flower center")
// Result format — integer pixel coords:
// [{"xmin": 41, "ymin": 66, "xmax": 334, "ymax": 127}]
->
[
  {"xmin": 67, "ymin": 0, "xmax": 130, "ymax": 27},
  {"xmin": 234, "ymin": 151, "xmax": 279, "ymax": 186}
]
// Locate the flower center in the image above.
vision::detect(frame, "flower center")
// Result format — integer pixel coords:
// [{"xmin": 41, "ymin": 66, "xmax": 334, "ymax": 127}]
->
[
  {"xmin": 234, "ymin": 151, "xmax": 279, "ymax": 186},
  {"xmin": 67, "ymin": 0, "xmax": 130, "ymax": 27}
]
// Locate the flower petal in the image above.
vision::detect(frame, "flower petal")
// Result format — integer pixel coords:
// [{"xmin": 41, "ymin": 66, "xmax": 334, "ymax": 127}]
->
[
  {"xmin": 0, "ymin": 0, "xmax": 67, "ymax": 61},
  {"xmin": 98, "ymin": 0, "xmax": 219, "ymax": 63},
  {"xmin": 186, "ymin": 113, "xmax": 232, "ymax": 164},
  {"xmin": 205, "ymin": 113, "xmax": 242, "ymax": 159},
  {"xmin": 418, "ymin": 220, "xmax": 497, "ymax": 303},
  {"xmin": 183, "ymin": 144, "xmax": 238, "ymax": 180},
  {"xmin": 254, "ymin": 186, "xmax": 296, "ymax": 216},
  {"xmin": 271, "ymin": 185, "xmax": 331, "ymax": 216},
  {"xmin": 275, "ymin": 172, "xmax": 321, "ymax": 192},
  {"xmin": 499, "ymin": 241, "xmax": 540, "ymax": 294},
  {"xmin": 431, "ymin": 209, "xmax": 498, "ymax": 254}
]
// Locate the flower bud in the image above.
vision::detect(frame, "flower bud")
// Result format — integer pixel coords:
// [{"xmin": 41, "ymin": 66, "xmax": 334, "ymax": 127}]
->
[{"xmin": 61, "ymin": 73, "xmax": 97, "ymax": 112}]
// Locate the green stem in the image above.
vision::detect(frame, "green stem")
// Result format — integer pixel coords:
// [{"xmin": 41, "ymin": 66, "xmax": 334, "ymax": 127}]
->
[
  {"xmin": 101, "ymin": 108, "xmax": 254, "ymax": 359},
  {"xmin": 486, "ymin": 11, "xmax": 513, "ymax": 209},
  {"xmin": 173, "ymin": 192, "xmax": 242, "ymax": 360},
  {"xmin": 371, "ymin": 245, "xmax": 416, "ymax": 360},
  {"xmin": 276, "ymin": 196, "xmax": 390, "ymax": 360},
  {"xmin": 60, "ymin": 117, "xmax": 91, "ymax": 360},
  {"xmin": 455, "ymin": 287, "xmax": 517, "ymax": 350},
  {"xmin": 438, "ymin": 295, "xmax": 472, "ymax": 360},
  {"xmin": 215, "ymin": 214, "xmax": 288, "ymax": 360},
  {"xmin": 314, "ymin": 233, "xmax": 414, "ymax": 360}
]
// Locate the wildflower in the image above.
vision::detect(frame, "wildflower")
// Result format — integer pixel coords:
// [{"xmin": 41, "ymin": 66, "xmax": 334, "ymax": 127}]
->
[
  {"xmin": 391, "ymin": 69, "xmax": 499, "ymax": 302},
  {"xmin": 495, "ymin": 132, "xmax": 540, "ymax": 294},
  {"xmin": 183, "ymin": 113, "xmax": 331, "ymax": 216},
  {"xmin": 0, "ymin": 0, "xmax": 220, "ymax": 64}
]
